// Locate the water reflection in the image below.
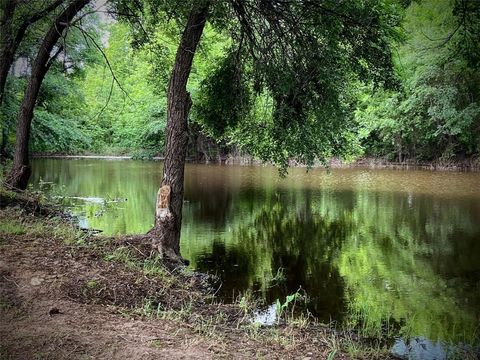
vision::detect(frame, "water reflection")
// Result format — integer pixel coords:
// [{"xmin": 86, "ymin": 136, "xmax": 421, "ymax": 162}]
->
[
  {"xmin": 31, "ymin": 159, "xmax": 480, "ymax": 347},
  {"xmin": 390, "ymin": 337, "xmax": 480, "ymax": 360}
]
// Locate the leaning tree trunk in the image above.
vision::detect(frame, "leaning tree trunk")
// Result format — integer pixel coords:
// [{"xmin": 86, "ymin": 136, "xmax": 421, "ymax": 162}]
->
[
  {"xmin": 0, "ymin": 0, "xmax": 16, "ymax": 105},
  {"xmin": 0, "ymin": 0, "xmax": 16, "ymax": 159},
  {"xmin": 1, "ymin": 0, "xmax": 64, "ymax": 160},
  {"xmin": 5, "ymin": 0, "xmax": 89, "ymax": 190},
  {"xmin": 149, "ymin": 5, "xmax": 209, "ymax": 260}
]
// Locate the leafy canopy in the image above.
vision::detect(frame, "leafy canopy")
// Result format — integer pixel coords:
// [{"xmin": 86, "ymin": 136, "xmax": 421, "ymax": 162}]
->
[
  {"xmin": 355, "ymin": 0, "xmax": 480, "ymax": 161},
  {"xmin": 113, "ymin": 0, "xmax": 402, "ymax": 169}
]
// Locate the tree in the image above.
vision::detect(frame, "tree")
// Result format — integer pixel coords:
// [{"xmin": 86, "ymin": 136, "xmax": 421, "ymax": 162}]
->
[
  {"xmin": 0, "ymin": 0, "xmax": 66, "ymax": 103},
  {"xmin": 115, "ymin": 0, "xmax": 401, "ymax": 261},
  {"xmin": 5, "ymin": 0, "xmax": 90, "ymax": 189},
  {"xmin": 0, "ymin": 0, "xmax": 66, "ymax": 156},
  {"xmin": 355, "ymin": 0, "xmax": 480, "ymax": 162},
  {"xmin": 149, "ymin": 5, "xmax": 209, "ymax": 259},
  {"xmin": 78, "ymin": 22, "xmax": 166, "ymax": 154}
]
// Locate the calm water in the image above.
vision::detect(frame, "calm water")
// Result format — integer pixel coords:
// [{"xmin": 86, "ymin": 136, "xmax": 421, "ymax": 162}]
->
[{"xmin": 31, "ymin": 159, "xmax": 480, "ymax": 348}]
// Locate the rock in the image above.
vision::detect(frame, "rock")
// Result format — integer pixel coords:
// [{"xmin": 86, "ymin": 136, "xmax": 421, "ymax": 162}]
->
[
  {"xmin": 391, "ymin": 339, "xmax": 408, "ymax": 359},
  {"xmin": 30, "ymin": 277, "xmax": 44, "ymax": 286}
]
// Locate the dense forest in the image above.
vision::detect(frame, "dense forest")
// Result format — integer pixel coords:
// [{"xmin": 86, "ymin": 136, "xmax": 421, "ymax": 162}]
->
[{"xmin": 1, "ymin": 0, "xmax": 478, "ymax": 164}]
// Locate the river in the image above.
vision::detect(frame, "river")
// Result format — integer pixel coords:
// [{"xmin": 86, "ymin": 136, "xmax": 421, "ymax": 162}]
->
[{"xmin": 31, "ymin": 158, "xmax": 480, "ymax": 354}]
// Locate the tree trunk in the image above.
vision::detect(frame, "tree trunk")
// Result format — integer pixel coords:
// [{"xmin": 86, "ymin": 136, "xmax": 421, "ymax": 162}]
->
[
  {"xmin": 0, "ymin": 0, "xmax": 15, "ymax": 104},
  {"xmin": 5, "ymin": 0, "xmax": 89, "ymax": 190},
  {"xmin": 149, "ymin": 5, "xmax": 209, "ymax": 260},
  {"xmin": 0, "ymin": 126, "xmax": 9, "ymax": 160}
]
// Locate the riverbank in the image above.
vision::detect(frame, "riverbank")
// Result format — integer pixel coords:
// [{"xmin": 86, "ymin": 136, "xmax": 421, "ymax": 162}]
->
[
  {"xmin": 31, "ymin": 153, "xmax": 480, "ymax": 171},
  {"xmin": 327, "ymin": 157, "xmax": 480, "ymax": 171},
  {"xmin": 0, "ymin": 190, "xmax": 393, "ymax": 359}
]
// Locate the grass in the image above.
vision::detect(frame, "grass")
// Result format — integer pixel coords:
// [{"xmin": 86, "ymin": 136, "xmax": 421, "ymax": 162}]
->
[
  {"xmin": 133, "ymin": 299, "xmax": 225, "ymax": 340},
  {"xmin": 143, "ymin": 255, "xmax": 170, "ymax": 277},
  {"xmin": 0, "ymin": 187, "xmax": 16, "ymax": 201},
  {"xmin": 103, "ymin": 246, "xmax": 175, "ymax": 288},
  {"xmin": 0, "ymin": 183, "xmax": 88, "ymax": 245},
  {"xmin": 104, "ymin": 246, "xmax": 135, "ymax": 266},
  {"xmin": 0, "ymin": 208, "xmax": 85, "ymax": 243},
  {"xmin": 0, "ymin": 202, "xmax": 398, "ymax": 358},
  {"xmin": 86, "ymin": 279, "xmax": 99, "ymax": 289},
  {"xmin": 341, "ymin": 333, "xmax": 391, "ymax": 359},
  {"xmin": 238, "ymin": 290, "xmax": 257, "ymax": 316},
  {"xmin": 275, "ymin": 288, "xmax": 305, "ymax": 323},
  {"xmin": 0, "ymin": 221, "xmax": 26, "ymax": 235},
  {"xmin": 148, "ymin": 339, "xmax": 163, "ymax": 348},
  {"xmin": 138, "ymin": 298, "xmax": 194, "ymax": 323}
]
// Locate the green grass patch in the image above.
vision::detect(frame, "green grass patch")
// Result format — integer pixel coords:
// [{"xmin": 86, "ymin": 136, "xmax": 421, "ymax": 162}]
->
[
  {"xmin": 143, "ymin": 255, "xmax": 169, "ymax": 277},
  {"xmin": 0, "ymin": 208, "xmax": 86, "ymax": 245},
  {"xmin": 104, "ymin": 246, "xmax": 136, "ymax": 266},
  {"xmin": 104, "ymin": 246, "xmax": 175, "ymax": 285},
  {"xmin": 86, "ymin": 279, "xmax": 99, "ymax": 289},
  {"xmin": 0, "ymin": 187, "xmax": 16, "ymax": 201},
  {"xmin": 149, "ymin": 339, "xmax": 163, "ymax": 348},
  {"xmin": 0, "ymin": 221, "xmax": 26, "ymax": 235}
]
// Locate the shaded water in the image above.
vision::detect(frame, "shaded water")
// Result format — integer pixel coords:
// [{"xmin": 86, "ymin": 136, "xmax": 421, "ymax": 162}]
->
[{"xmin": 31, "ymin": 159, "xmax": 480, "ymax": 348}]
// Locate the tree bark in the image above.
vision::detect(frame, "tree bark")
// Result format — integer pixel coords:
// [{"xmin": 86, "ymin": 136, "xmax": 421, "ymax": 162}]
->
[
  {"xmin": 0, "ymin": 126, "xmax": 9, "ymax": 159},
  {"xmin": 5, "ymin": 0, "xmax": 89, "ymax": 190},
  {"xmin": 149, "ymin": 5, "xmax": 209, "ymax": 260},
  {"xmin": 0, "ymin": 0, "xmax": 16, "ymax": 105}
]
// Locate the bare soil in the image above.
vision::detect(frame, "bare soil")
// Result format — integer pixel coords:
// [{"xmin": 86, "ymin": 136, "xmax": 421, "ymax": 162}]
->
[{"xmin": 0, "ymin": 207, "xmax": 369, "ymax": 360}]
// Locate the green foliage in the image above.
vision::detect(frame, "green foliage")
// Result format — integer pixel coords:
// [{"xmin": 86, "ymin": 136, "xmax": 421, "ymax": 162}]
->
[
  {"xmin": 78, "ymin": 22, "xmax": 166, "ymax": 153},
  {"xmin": 2, "ymin": 72, "xmax": 92, "ymax": 155},
  {"xmin": 30, "ymin": 68, "xmax": 92, "ymax": 153},
  {"xmin": 453, "ymin": 0, "xmax": 480, "ymax": 69},
  {"xmin": 1, "ymin": 9, "xmax": 102, "ymax": 156},
  {"xmin": 110, "ymin": 0, "xmax": 403, "ymax": 169},
  {"xmin": 31, "ymin": 110, "xmax": 90, "ymax": 153},
  {"xmin": 0, "ymin": 78, "xmax": 23, "ymax": 154},
  {"xmin": 1, "ymin": 17, "xmax": 168, "ymax": 156},
  {"xmin": 275, "ymin": 290, "xmax": 303, "ymax": 321},
  {"xmin": 0, "ymin": 221, "xmax": 26, "ymax": 235},
  {"xmin": 195, "ymin": 51, "xmax": 252, "ymax": 139},
  {"xmin": 3, "ymin": 0, "xmax": 478, "ymax": 164},
  {"xmin": 355, "ymin": 0, "xmax": 480, "ymax": 161}
]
